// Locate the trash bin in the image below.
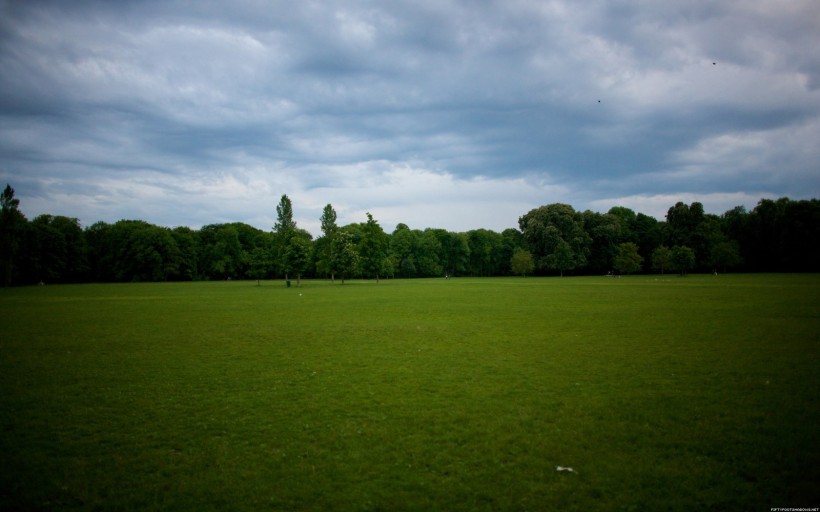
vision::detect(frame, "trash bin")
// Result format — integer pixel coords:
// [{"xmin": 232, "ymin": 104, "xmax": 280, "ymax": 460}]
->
[{"xmin": 286, "ymin": 280, "xmax": 291, "ymax": 288}]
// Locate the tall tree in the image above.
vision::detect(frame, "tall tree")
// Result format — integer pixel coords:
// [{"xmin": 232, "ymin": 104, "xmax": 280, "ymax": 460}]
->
[
  {"xmin": 273, "ymin": 194, "xmax": 297, "ymax": 281},
  {"xmin": 0, "ymin": 185, "xmax": 26, "ymax": 286},
  {"xmin": 274, "ymin": 194, "xmax": 296, "ymax": 234},
  {"xmin": 316, "ymin": 203, "xmax": 338, "ymax": 279},
  {"xmin": 358, "ymin": 212, "xmax": 388, "ymax": 283},
  {"xmin": 320, "ymin": 203, "xmax": 338, "ymax": 237}
]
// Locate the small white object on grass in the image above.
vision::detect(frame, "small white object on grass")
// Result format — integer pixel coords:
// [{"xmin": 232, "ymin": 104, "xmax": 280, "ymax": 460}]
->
[{"xmin": 556, "ymin": 466, "xmax": 577, "ymax": 473}]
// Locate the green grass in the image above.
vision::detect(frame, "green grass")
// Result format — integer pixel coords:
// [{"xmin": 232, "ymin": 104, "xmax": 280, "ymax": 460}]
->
[{"xmin": 1, "ymin": 275, "xmax": 818, "ymax": 511}]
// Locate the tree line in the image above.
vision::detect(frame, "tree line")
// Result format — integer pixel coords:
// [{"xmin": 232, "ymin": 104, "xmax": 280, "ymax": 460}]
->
[{"xmin": 1, "ymin": 184, "xmax": 818, "ymax": 286}]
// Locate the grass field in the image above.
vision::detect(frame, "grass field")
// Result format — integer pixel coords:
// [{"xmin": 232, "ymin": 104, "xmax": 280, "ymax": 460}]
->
[{"xmin": 1, "ymin": 275, "xmax": 818, "ymax": 511}]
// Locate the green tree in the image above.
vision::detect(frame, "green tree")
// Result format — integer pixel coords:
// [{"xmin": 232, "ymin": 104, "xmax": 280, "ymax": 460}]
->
[
  {"xmin": 780, "ymin": 199, "xmax": 820, "ymax": 271},
  {"xmin": 721, "ymin": 205, "xmax": 750, "ymax": 269},
  {"xmin": 284, "ymin": 230, "xmax": 312, "ymax": 287},
  {"xmin": 274, "ymin": 194, "xmax": 296, "ymax": 234},
  {"xmin": 320, "ymin": 203, "xmax": 338, "ymax": 235},
  {"xmin": 246, "ymin": 247, "xmax": 272, "ymax": 285},
  {"xmin": 27, "ymin": 215, "xmax": 66, "ymax": 283},
  {"xmin": 651, "ymin": 245, "xmax": 672, "ymax": 275},
  {"xmin": 103, "ymin": 221, "xmax": 181, "ymax": 282},
  {"xmin": 519, "ymin": 203, "xmax": 591, "ymax": 276},
  {"xmin": 416, "ymin": 229, "xmax": 443, "ymax": 277},
  {"xmin": 439, "ymin": 231, "xmax": 470, "ymax": 277},
  {"xmin": 500, "ymin": 228, "xmax": 524, "ymax": 275},
  {"xmin": 666, "ymin": 201, "xmax": 704, "ymax": 248},
  {"xmin": 0, "ymin": 184, "xmax": 26, "ymax": 286},
  {"xmin": 273, "ymin": 194, "xmax": 297, "ymax": 282},
  {"xmin": 388, "ymin": 226, "xmax": 442, "ymax": 278},
  {"xmin": 547, "ymin": 238, "xmax": 576, "ymax": 277},
  {"xmin": 608, "ymin": 206, "xmax": 637, "ymax": 242},
  {"xmin": 671, "ymin": 245, "xmax": 696, "ymax": 276},
  {"xmin": 85, "ymin": 221, "xmax": 115, "ymax": 281},
  {"xmin": 330, "ymin": 230, "xmax": 358, "ymax": 284},
  {"xmin": 710, "ymin": 240, "xmax": 742, "ymax": 273},
  {"xmin": 633, "ymin": 213, "xmax": 663, "ymax": 266},
  {"xmin": 390, "ymin": 224, "xmax": 418, "ymax": 277},
  {"xmin": 582, "ymin": 210, "xmax": 622, "ymax": 274},
  {"xmin": 510, "ymin": 248, "xmax": 534, "ymax": 277},
  {"xmin": 316, "ymin": 204, "xmax": 339, "ymax": 280},
  {"xmin": 199, "ymin": 224, "xmax": 242, "ymax": 279},
  {"xmin": 26, "ymin": 215, "xmax": 87, "ymax": 283},
  {"xmin": 466, "ymin": 229, "xmax": 503, "ymax": 276},
  {"xmin": 743, "ymin": 198, "xmax": 820, "ymax": 272},
  {"xmin": 613, "ymin": 242, "xmax": 643, "ymax": 275},
  {"xmin": 170, "ymin": 227, "xmax": 198, "ymax": 280},
  {"xmin": 359, "ymin": 212, "xmax": 389, "ymax": 283}
]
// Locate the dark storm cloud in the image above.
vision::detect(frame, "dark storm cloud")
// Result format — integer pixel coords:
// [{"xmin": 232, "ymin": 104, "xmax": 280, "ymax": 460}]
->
[{"xmin": 1, "ymin": 0, "xmax": 818, "ymax": 233}]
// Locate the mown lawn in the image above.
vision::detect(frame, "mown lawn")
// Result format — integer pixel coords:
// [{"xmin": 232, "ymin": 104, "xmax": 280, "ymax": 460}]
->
[{"xmin": 1, "ymin": 275, "xmax": 818, "ymax": 511}]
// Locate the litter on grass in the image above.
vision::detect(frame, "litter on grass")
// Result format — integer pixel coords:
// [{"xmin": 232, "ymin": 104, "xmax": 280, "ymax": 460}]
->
[{"xmin": 556, "ymin": 466, "xmax": 577, "ymax": 473}]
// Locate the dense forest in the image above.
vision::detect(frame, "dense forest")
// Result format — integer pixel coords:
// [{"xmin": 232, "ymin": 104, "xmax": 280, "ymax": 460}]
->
[{"xmin": 1, "ymin": 184, "xmax": 818, "ymax": 285}]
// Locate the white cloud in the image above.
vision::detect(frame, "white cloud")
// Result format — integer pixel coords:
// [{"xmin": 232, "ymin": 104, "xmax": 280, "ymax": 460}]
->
[
  {"xmin": 296, "ymin": 163, "xmax": 567, "ymax": 235},
  {"xmin": 664, "ymin": 117, "xmax": 820, "ymax": 191}
]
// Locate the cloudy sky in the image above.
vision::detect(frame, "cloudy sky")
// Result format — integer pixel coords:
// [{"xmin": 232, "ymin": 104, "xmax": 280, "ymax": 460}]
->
[{"xmin": 1, "ymin": 0, "xmax": 818, "ymax": 236}]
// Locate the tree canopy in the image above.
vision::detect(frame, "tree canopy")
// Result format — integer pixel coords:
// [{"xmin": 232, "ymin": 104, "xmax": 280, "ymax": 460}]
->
[{"xmin": 1, "ymin": 183, "xmax": 818, "ymax": 285}]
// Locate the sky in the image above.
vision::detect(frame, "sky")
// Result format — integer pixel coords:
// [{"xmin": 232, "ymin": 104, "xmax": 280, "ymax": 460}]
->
[{"xmin": 1, "ymin": 0, "xmax": 819, "ymax": 237}]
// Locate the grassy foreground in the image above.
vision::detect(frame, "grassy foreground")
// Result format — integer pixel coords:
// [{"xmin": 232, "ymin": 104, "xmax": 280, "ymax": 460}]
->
[{"xmin": 1, "ymin": 275, "xmax": 818, "ymax": 511}]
